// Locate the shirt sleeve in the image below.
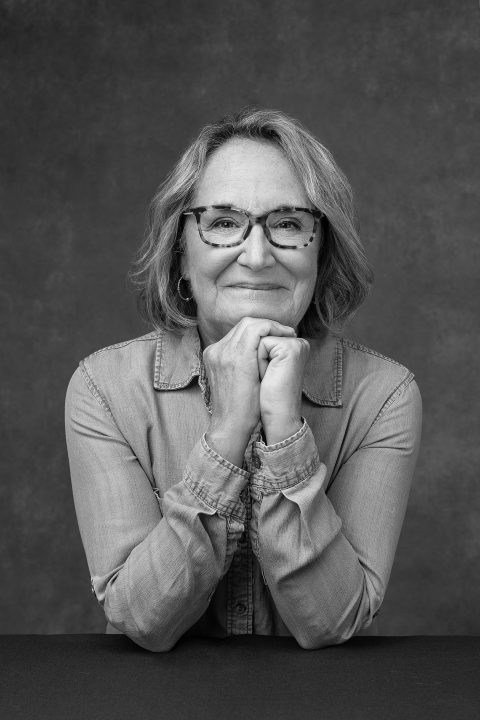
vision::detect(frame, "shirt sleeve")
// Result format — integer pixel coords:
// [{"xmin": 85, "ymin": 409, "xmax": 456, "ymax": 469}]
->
[
  {"xmin": 65, "ymin": 365, "xmax": 248, "ymax": 652},
  {"xmin": 248, "ymin": 377, "xmax": 422, "ymax": 649}
]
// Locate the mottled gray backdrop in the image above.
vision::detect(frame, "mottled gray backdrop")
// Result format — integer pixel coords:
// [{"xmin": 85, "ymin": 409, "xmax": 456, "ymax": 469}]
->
[{"xmin": 1, "ymin": 0, "xmax": 479, "ymax": 634}]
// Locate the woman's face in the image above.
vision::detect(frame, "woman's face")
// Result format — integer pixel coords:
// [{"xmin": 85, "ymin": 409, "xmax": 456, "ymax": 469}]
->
[{"xmin": 181, "ymin": 138, "xmax": 320, "ymax": 346}]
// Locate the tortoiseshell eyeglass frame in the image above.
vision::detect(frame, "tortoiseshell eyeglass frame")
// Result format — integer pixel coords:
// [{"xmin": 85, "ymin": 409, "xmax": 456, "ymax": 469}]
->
[{"xmin": 182, "ymin": 205, "xmax": 324, "ymax": 250}]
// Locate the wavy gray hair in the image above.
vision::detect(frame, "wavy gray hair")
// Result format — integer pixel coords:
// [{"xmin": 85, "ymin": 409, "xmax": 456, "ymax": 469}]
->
[{"xmin": 130, "ymin": 107, "xmax": 373, "ymax": 336}]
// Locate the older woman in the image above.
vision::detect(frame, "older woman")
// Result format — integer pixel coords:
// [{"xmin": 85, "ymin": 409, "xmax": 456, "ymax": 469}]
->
[{"xmin": 65, "ymin": 108, "xmax": 422, "ymax": 651}]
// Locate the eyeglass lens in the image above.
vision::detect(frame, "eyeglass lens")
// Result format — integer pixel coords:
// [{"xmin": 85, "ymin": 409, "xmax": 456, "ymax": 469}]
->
[{"xmin": 198, "ymin": 207, "xmax": 315, "ymax": 247}]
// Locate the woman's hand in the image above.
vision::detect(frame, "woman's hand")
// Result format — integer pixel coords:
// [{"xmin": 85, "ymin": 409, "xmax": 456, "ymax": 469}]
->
[
  {"xmin": 203, "ymin": 317, "xmax": 296, "ymax": 467},
  {"xmin": 258, "ymin": 336, "xmax": 310, "ymax": 445}
]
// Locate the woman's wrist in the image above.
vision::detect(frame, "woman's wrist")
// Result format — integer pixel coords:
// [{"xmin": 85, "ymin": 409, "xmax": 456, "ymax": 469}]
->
[
  {"xmin": 206, "ymin": 423, "xmax": 252, "ymax": 469},
  {"xmin": 262, "ymin": 416, "xmax": 304, "ymax": 446}
]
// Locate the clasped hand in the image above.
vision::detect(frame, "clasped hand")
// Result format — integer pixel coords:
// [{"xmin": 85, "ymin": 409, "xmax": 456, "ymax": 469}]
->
[{"xmin": 203, "ymin": 317, "xmax": 309, "ymax": 468}]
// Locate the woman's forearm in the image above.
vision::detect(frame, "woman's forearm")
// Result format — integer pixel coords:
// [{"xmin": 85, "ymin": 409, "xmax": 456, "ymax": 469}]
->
[
  {"xmin": 251, "ymin": 480, "xmax": 375, "ymax": 648},
  {"xmin": 100, "ymin": 478, "xmax": 244, "ymax": 651},
  {"xmin": 66, "ymin": 366, "xmax": 248, "ymax": 651},
  {"xmin": 249, "ymin": 380, "xmax": 420, "ymax": 648}
]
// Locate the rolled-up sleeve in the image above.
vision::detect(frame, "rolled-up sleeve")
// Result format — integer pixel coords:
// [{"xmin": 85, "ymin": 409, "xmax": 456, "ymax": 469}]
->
[
  {"xmin": 65, "ymin": 365, "xmax": 248, "ymax": 652},
  {"xmin": 249, "ymin": 378, "xmax": 422, "ymax": 649}
]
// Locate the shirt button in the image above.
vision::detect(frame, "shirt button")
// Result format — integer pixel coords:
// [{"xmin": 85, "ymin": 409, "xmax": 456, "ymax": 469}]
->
[
  {"xmin": 235, "ymin": 602, "xmax": 247, "ymax": 615},
  {"xmin": 252, "ymin": 456, "xmax": 261, "ymax": 469}
]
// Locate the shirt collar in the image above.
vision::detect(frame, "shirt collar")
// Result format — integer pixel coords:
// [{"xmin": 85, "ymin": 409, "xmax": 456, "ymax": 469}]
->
[{"xmin": 153, "ymin": 326, "xmax": 342, "ymax": 407}]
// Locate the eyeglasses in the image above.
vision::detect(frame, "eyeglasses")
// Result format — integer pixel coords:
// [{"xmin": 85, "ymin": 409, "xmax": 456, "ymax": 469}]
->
[{"xmin": 183, "ymin": 205, "xmax": 324, "ymax": 249}]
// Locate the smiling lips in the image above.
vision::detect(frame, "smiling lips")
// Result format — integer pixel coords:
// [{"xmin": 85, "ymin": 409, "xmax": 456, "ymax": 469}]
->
[{"xmin": 228, "ymin": 283, "xmax": 284, "ymax": 290}]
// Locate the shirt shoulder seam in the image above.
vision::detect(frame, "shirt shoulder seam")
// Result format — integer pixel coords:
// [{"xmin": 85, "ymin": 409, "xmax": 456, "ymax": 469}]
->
[
  {"xmin": 79, "ymin": 361, "xmax": 114, "ymax": 417},
  {"xmin": 370, "ymin": 372, "xmax": 416, "ymax": 428},
  {"xmin": 83, "ymin": 331, "xmax": 160, "ymax": 362},
  {"xmin": 341, "ymin": 338, "xmax": 407, "ymax": 370}
]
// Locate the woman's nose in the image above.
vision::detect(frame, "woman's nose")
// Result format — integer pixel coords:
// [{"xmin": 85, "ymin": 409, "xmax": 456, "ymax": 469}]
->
[{"xmin": 236, "ymin": 223, "xmax": 275, "ymax": 270}]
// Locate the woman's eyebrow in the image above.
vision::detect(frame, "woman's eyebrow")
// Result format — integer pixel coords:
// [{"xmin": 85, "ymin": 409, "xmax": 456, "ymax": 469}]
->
[{"xmin": 204, "ymin": 202, "xmax": 307, "ymax": 212}]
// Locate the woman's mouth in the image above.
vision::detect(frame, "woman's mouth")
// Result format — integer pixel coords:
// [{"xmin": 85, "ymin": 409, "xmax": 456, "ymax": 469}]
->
[{"xmin": 228, "ymin": 283, "xmax": 283, "ymax": 290}]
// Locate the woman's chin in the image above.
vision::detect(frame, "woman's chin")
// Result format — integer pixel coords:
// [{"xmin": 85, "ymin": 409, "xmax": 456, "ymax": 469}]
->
[
  {"xmin": 198, "ymin": 298, "xmax": 300, "ymax": 344},
  {"xmin": 223, "ymin": 305, "xmax": 295, "ymax": 329}
]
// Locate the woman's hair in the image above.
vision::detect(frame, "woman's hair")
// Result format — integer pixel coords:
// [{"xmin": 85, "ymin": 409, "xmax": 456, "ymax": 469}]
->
[{"xmin": 130, "ymin": 107, "xmax": 373, "ymax": 336}]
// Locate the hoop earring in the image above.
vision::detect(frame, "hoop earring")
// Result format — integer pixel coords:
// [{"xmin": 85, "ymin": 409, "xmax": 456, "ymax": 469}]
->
[{"xmin": 177, "ymin": 275, "xmax": 193, "ymax": 302}]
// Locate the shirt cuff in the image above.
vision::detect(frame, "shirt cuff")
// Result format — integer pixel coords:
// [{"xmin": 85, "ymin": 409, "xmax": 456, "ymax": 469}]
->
[
  {"xmin": 250, "ymin": 420, "xmax": 321, "ymax": 492},
  {"xmin": 184, "ymin": 434, "xmax": 249, "ymax": 521}
]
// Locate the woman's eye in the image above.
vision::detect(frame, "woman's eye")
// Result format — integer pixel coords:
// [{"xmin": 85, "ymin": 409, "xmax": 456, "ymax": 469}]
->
[
  {"xmin": 275, "ymin": 219, "xmax": 302, "ymax": 231},
  {"xmin": 211, "ymin": 218, "xmax": 240, "ymax": 229}
]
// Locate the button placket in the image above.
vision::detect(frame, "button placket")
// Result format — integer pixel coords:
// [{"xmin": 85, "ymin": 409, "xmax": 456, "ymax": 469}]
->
[
  {"xmin": 226, "ymin": 425, "xmax": 262, "ymax": 635},
  {"xmin": 226, "ymin": 481, "xmax": 254, "ymax": 635}
]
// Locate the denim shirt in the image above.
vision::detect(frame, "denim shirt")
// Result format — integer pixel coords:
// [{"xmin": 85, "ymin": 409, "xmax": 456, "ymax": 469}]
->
[{"xmin": 65, "ymin": 327, "xmax": 422, "ymax": 651}]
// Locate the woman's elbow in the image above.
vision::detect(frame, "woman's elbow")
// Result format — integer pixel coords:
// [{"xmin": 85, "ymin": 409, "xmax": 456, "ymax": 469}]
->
[
  {"xmin": 127, "ymin": 629, "xmax": 178, "ymax": 653},
  {"xmin": 293, "ymin": 625, "xmax": 355, "ymax": 650},
  {"xmin": 105, "ymin": 610, "xmax": 180, "ymax": 652},
  {"xmin": 290, "ymin": 596, "xmax": 376, "ymax": 650},
  {"xmin": 102, "ymin": 590, "xmax": 180, "ymax": 652}
]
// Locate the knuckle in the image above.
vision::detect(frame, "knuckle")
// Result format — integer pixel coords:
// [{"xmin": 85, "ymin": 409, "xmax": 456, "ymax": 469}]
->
[{"xmin": 203, "ymin": 345, "xmax": 217, "ymax": 364}]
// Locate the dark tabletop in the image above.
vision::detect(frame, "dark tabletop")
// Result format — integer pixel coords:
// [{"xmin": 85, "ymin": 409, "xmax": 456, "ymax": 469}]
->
[{"xmin": 1, "ymin": 634, "xmax": 480, "ymax": 720}]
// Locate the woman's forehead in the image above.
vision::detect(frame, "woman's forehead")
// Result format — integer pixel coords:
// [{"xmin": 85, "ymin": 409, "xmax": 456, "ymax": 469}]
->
[{"xmin": 193, "ymin": 138, "xmax": 309, "ymax": 210}]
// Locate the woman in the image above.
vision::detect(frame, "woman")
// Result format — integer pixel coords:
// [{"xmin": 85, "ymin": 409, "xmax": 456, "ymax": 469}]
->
[{"xmin": 65, "ymin": 108, "xmax": 422, "ymax": 651}]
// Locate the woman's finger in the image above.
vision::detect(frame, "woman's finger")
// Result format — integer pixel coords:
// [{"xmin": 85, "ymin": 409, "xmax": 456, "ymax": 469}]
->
[
  {"xmin": 232, "ymin": 317, "xmax": 296, "ymax": 352},
  {"xmin": 260, "ymin": 335, "xmax": 309, "ymax": 359},
  {"xmin": 257, "ymin": 338, "xmax": 270, "ymax": 380}
]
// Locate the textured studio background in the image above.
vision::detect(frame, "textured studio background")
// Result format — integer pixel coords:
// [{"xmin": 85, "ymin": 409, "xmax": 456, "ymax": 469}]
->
[{"xmin": 1, "ymin": 0, "xmax": 479, "ymax": 636}]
